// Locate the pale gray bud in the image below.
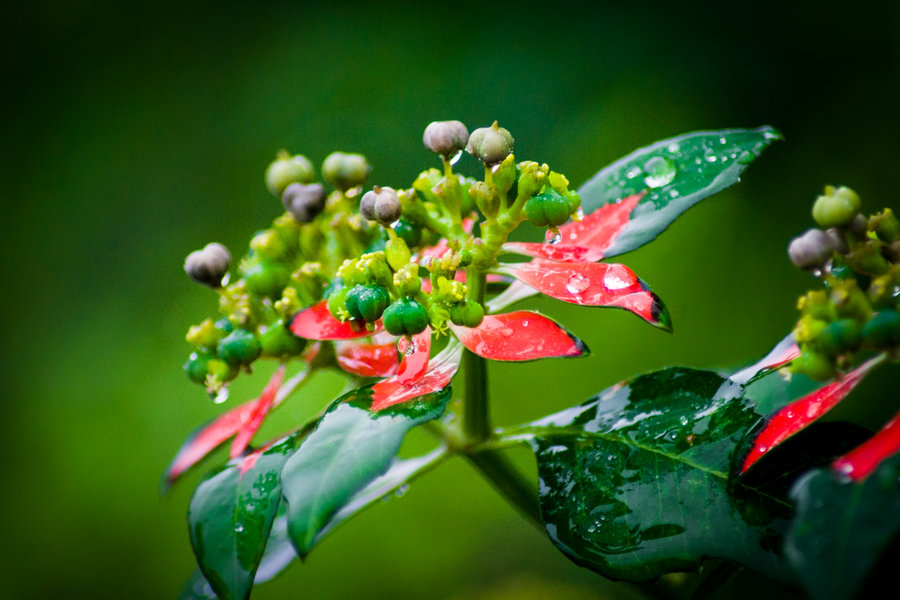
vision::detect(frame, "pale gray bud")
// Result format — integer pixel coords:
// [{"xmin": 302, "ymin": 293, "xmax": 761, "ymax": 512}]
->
[
  {"xmin": 466, "ymin": 121, "xmax": 514, "ymax": 165},
  {"xmin": 185, "ymin": 242, "xmax": 231, "ymax": 287},
  {"xmin": 423, "ymin": 120, "xmax": 469, "ymax": 157},
  {"xmin": 282, "ymin": 182, "xmax": 326, "ymax": 223},
  {"xmin": 788, "ymin": 229, "xmax": 834, "ymax": 269},
  {"xmin": 360, "ymin": 186, "xmax": 401, "ymax": 225}
]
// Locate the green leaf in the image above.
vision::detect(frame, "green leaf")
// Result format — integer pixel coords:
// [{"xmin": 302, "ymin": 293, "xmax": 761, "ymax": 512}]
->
[
  {"xmin": 785, "ymin": 454, "xmax": 900, "ymax": 600},
  {"xmin": 528, "ymin": 367, "xmax": 793, "ymax": 582},
  {"xmin": 188, "ymin": 433, "xmax": 302, "ymax": 600},
  {"xmin": 578, "ymin": 127, "xmax": 781, "ymax": 258},
  {"xmin": 281, "ymin": 385, "xmax": 451, "ymax": 557}
]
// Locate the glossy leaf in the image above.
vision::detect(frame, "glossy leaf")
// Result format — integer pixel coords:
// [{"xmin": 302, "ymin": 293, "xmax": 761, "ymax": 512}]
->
[
  {"xmin": 369, "ymin": 339, "xmax": 460, "ymax": 411},
  {"xmin": 450, "ymin": 311, "xmax": 588, "ymax": 361},
  {"xmin": 499, "ymin": 260, "xmax": 671, "ymax": 330},
  {"xmin": 729, "ymin": 334, "xmax": 799, "ymax": 385},
  {"xmin": 230, "ymin": 366, "xmax": 285, "ymax": 458},
  {"xmin": 833, "ymin": 409, "xmax": 900, "ymax": 481},
  {"xmin": 188, "ymin": 433, "xmax": 302, "ymax": 600},
  {"xmin": 289, "ymin": 300, "xmax": 380, "ymax": 340},
  {"xmin": 281, "ymin": 384, "xmax": 451, "ymax": 556},
  {"xmin": 335, "ymin": 341, "xmax": 400, "ymax": 378},
  {"xmin": 785, "ymin": 454, "xmax": 900, "ymax": 600},
  {"xmin": 577, "ymin": 127, "xmax": 781, "ymax": 258},
  {"xmin": 740, "ymin": 359, "xmax": 877, "ymax": 474},
  {"xmin": 527, "ymin": 367, "xmax": 791, "ymax": 582}
]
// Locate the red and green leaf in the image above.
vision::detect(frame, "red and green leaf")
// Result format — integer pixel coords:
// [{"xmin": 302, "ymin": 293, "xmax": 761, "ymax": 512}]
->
[
  {"xmin": 833, "ymin": 409, "xmax": 900, "ymax": 482},
  {"xmin": 335, "ymin": 341, "xmax": 400, "ymax": 378},
  {"xmin": 450, "ymin": 311, "xmax": 588, "ymax": 361},
  {"xmin": 370, "ymin": 337, "xmax": 460, "ymax": 411},
  {"xmin": 290, "ymin": 300, "xmax": 381, "ymax": 340},
  {"xmin": 230, "ymin": 366, "xmax": 285, "ymax": 458}
]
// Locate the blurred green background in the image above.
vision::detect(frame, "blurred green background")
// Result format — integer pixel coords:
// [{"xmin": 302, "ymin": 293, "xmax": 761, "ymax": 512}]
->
[{"xmin": 4, "ymin": 1, "xmax": 899, "ymax": 598}]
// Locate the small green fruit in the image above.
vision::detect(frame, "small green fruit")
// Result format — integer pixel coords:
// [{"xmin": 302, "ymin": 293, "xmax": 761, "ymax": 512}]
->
[
  {"xmin": 184, "ymin": 352, "xmax": 213, "ymax": 384},
  {"xmin": 525, "ymin": 188, "xmax": 574, "ymax": 228},
  {"xmin": 345, "ymin": 284, "xmax": 392, "ymax": 322},
  {"xmin": 265, "ymin": 152, "xmax": 315, "ymax": 197},
  {"xmin": 260, "ymin": 321, "xmax": 307, "ymax": 357},
  {"xmin": 817, "ymin": 319, "xmax": 862, "ymax": 357},
  {"xmin": 383, "ymin": 298, "xmax": 429, "ymax": 335},
  {"xmin": 243, "ymin": 260, "xmax": 290, "ymax": 299},
  {"xmin": 862, "ymin": 310, "xmax": 900, "ymax": 347},
  {"xmin": 812, "ymin": 185, "xmax": 861, "ymax": 228},
  {"xmin": 392, "ymin": 218, "xmax": 422, "ymax": 247},
  {"xmin": 466, "ymin": 121, "xmax": 514, "ymax": 165},
  {"xmin": 322, "ymin": 152, "xmax": 369, "ymax": 191},
  {"xmin": 218, "ymin": 329, "xmax": 262, "ymax": 365},
  {"xmin": 449, "ymin": 299, "xmax": 485, "ymax": 328},
  {"xmin": 792, "ymin": 349, "xmax": 836, "ymax": 381}
]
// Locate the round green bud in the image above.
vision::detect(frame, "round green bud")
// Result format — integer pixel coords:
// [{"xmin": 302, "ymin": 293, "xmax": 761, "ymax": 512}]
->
[
  {"xmin": 383, "ymin": 298, "xmax": 429, "ymax": 336},
  {"xmin": 345, "ymin": 284, "xmax": 392, "ymax": 322},
  {"xmin": 250, "ymin": 229, "xmax": 289, "ymax": 262},
  {"xmin": 186, "ymin": 318, "xmax": 225, "ymax": 349},
  {"xmin": 871, "ymin": 209, "xmax": 900, "ymax": 242},
  {"xmin": 791, "ymin": 349, "xmax": 836, "ymax": 381},
  {"xmin": 787, "ymin": 228, "xmax": 835, "ymax": 269},
  {"xmin": 322, "ymin": 152, "xmax": 369, "ymax": 191},
  {"xmin": 265, "ymin": 153, "xmax": 315, "ymax": 197},
  {"xmin": 260, "ymin": 320, "xmax": 307, "ymax": 358},
  {"xmin": 848, "ymin": 240, "xmax": 891, "ymax": 275},
  {"xmin": 218, "ymin": 329, "xmax": 261, "ymax": 365},
  {"xmin": 449, "ymin": 299, "xmax": 485, "ymax": 328},
  {"xmin": 794, "ymin": 314, "xmax": 828, "ymax": 343},
  {"xmin": 215, "ymin": 318, "xmax": 234, "ymax": 334},
  {"xmin": 327, "ymin": 286, "xmax": 351, "ymax": 321},
  {"xmin": 243, "ymin": 260, "xmax": 290, "ymax": 299},
  {"xmin": 184, "ymin": 242, "xmax": 231, "ymax": 287},
  {"xmin": 525, "ymin": 188, "xmax": 574, "ymax": 228},
  {"xmin": 830, "ymin": 281, "xmax": 873, "ymax": 321},
  {"xmin": 392, "ymin": 218, "xmax": 422, "ymax": 247},
  {"xmin": 282, "ymin": 182, "xmax": 326, "ymax": 223},
  {"xmin": 207, "ymin": 358, "xmax": 239, "ymax": 383},
  {"xmin": 812, "ymin": 186, "xmax": 862, "ymax": 228},
  {"xmin": 184, "ymin": 351, "xmax": 213, "ymax": 384},
  {"xmin": 817, "ymin": 319, "xmax": 863, "ymax": 357},
  {"xmin": 466, "ymin": 121, "xmax": 514, "ymax": 165},
  {"xmin": 360, "ymin": 186, "xmax": 402, "ymax": 225},
  {"xmin": 385, "ymin": 237, "xmax": 411, "ymax": 272},
  {"xmin": 423, "ymin": 120, "xmax": 469, "ymax": 158},
  {"xmin": 862, "ymin": 310, "xmax": 900, "ymax": 347}
]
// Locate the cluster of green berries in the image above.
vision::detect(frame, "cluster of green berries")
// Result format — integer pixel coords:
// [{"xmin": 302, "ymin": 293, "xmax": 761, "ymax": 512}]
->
[
  {"xmin": 182, "ymin": 119, "xmax": 584, "ymax": 394},
  {"xmin": 788, "ymin": 186, "xmax": 900, "ymax": 380}
]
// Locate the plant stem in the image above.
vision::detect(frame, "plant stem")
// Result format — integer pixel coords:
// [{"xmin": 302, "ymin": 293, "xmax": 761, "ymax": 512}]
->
[
  {"xmin": 463, "ymin": 268, "xmax": 490, "ymax": 441},
  {"xmin": 464, "ymin": 449, "xmax": 544, "ymax": 526}
]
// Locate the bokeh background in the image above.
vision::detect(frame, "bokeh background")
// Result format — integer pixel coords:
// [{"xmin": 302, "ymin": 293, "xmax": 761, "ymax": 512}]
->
[{"xmin": 4, "ymin": 1, "xmax": 899, "ymax": 598}]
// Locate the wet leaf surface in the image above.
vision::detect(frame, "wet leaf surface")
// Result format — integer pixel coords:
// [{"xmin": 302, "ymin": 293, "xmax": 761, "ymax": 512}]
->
[
  {"xmin": 450, "ymin": 311, "xmax": 588, "ymax": 361},
  {"xmin": 335, "ymin": 340, "xmax": 400, "ymax": 378}
]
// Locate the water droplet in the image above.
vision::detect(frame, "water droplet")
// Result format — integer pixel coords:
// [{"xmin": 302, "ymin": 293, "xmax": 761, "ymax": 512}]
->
[
  {"xmin": 625, "ymin": 165, "xmax": 642, "ymax": 179},
  {"xmin": 718, "ymin": 136, "xmax": 727, "ymax": 144},
  {"xmin": 703, "ymin": 150, "xmax": 718, "ymax": 163},
  {"xmin": 669, "ymin": 189, "xmax": 680, "ymax": 198},
  {"xmin": 395, "ymin": 484, "xmax": 409, "ymax": 497},
  {"xmin": 664, "ymin": 430, "xmax": 679, "ymax": 442},
  {"xmin": 678, "ymin": 415, "xmax": 689, "ymax": 426},
  {"xmin": 892, "ymin": 286, "xmax": 900, "ymax": 298},
  {"xmin": 642, "ymin": 156, "xmax": 677, "ymax": 188},
  {"xmin": 500, "ymin": 327, "xmax": 514, "ymax": 338},
  {"xmin": 762, "ymin": 129, "xmax": 780, "ymax": 140},
  {"xmin": 212, "ymin": 387, "xmax": 230, "ymax": 405},
  {"xmin": 546, "ymin": 229, "xmax": 562, "ymax": 245},
  {"xmin": 603, "ymin": 265, "xmax": 634, "ymax": 290},
  {"xmin": 575, "ymin": 206, "xmax": 584, "ymax": 221},
  {"xmin": 566, "ymin": 273, "xmax": 590, "ymax": 295},
  {"xmin": 785, "ymin": 410, "xmax": 795, "ymax": 420},
  {"xmin": 449, "ymin": 150, "xmax": 463, "ymax": 166},
  {"xmin": 235, "ymin": 524, "xmax": 244, "ymax": 533},
  {"xmin": 758, "ymin": 445, "xmax": 768, "ymax": 454},
  {"xmin": 403, "ymin": 338, "xmax": 417, "ymax": 356},
  {"xmin": 667, "ymin": 143, "xmax": 680, "ymax": 153}
]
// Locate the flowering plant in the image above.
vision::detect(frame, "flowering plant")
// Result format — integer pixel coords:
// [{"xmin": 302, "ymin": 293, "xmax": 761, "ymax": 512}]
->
[{"xmin": 168, "ymin": 121, "xmax": 900, "ymax": 600}]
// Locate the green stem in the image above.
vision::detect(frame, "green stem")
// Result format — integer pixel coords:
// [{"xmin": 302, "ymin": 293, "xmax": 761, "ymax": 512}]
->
[
  {"xmin": 463, "ymin": 268, "xmax": 490, "ymax": 441},
  {"xmin": 464, "ymin": 449, "xmax": 543, "ymax": 526}
]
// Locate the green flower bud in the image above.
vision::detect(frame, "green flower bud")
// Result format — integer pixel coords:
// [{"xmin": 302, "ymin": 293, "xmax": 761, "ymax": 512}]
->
[
  {"xmin": 797, "ymin": 290, "xmax": 837, "ymax": 321},
  {"xmin": 791, "ymin": 348, "xmax": 836, "ymax": 381},
  {"xmin": 812, "ymin": 185, "xmax": 861, "ymax": 228},
  {"xmin": 186, "ymin": 318, "xmax": 225, "ymax": 349},
  {"xmin": 345, "ymin": 284, "xmax": 392, "ymax": 322},
  {"xmin": 282, "ymin": 182, "xmax": 326, "ymax": 223},
  {"xmin": 817, "ymin": 319, "xmax": 863, "ymax": 357},
  {"xmin": 322, "ymin": 152, "xmax": 369, "ymax": 191},
  {"xmin": 383, "ymin": 298, "xmax": 429, "ymax": 336},
  {"xmin": 794, "ymin": 314, "xmax": 828, "ymax": 343},
  {"xmin": 360, "ymin": 186, "xmax": 402, "ymax": 225},
  {"xmin": 525, "ymin": 187, "xmax": 574, "ymax": 228},
  {"xmin": 218, "ymin": 329, "xmax": 262, "ymax": 365},
  {"xmin": 250, "ymin": 229, "xmax": 289, "ymax": 262},
  {"xmin": 469, "ymin": 181, "xmax": 499, "ymax": 219},
  {"xmin": 327, "ymin": 286, "xmax": 351, "ymax": 321},
  {"xmin": 830, "ymin": 280, "xmax": 872, "ymax": 321},
  {"xmin": 184, "ymin": 242, "xmax": 231, "ymax": 287},
  {"xmin": 243, "ymin": 259, "xmax": 290, "ymax": 299},
  {"xmin": 491, "ymin": 154, "xmax": 517, "ymax": 194},
  {"xmin": 260, "ymin": 320, "xmax": 307, "ymax": 358},
  {"xmin": 207, "ymin": 357, "xmax": 239, "ymax": 384},
  {"xmin": 449, "ymin": 299, "xmax": 485, "ymax": 328},
  {"xmin": 848, "ymin": 240, "xmax": 891, "ymax": 275},
  {"xmin": 385, "ymin": 236, "xmax": 411, "ymax": 272},
  {"xmin": 787, "ymin": 228, "xmax": 835, "ymax": 269},
  {"xmin": 517, "ymin": 161, "xmax": 549, "ymax": 199},
  {"xmin": 184, "ymin": 351, "xmax": 213, "ymax": 384},
  {"xmin": 466, "ymin": 121, "xmax": 514, "ymax": 165},
  {"xmin": 392, "ymin": 218, "xmax": 422, "ymax": 247},
  {"xmin": 393, "ymin": 263, "xmax": 421, "ymax": 297},
  {"xmin": 265, "ymin": 152, "xmax": 315, "ymax": 197},
  {"xmin": 862, "ymin": 310, "xmax": 900, "ymax": 347},
  {"xmin": 423, "ymin": 120, "xmax": 469, "ymax": 158},
  {"xmin": 870, "ymin": 209, "xmax": 900, "ymax": 243}
]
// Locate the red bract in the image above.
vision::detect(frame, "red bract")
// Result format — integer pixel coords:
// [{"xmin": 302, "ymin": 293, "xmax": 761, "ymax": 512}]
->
[
  {"xmin": 370, "ymin": 339, "xmax": 462, "ymax": 412},
  {"xmin": 833, "ymin": 410, "xmax": 900, "ymax": 482},
  {"xmin": 231, "ymin": 366, "xmax": 285, "ymax": 458},
  {"xmin": 450, "ymin": 311, "xmax": 588, "ymax": 361},
  {"xmin": 291, "ymin": 301, "xmax": 382, "ymax": 340},
  {"xmin": 335, "ymin": 341, "xmax": 400, "ymax": 378}
]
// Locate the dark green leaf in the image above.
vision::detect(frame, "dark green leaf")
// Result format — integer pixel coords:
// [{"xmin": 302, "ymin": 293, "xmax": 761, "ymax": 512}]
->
[
  {"xmin": 785, "ymin": 454, "xmax": 900, "ymax": 600},
  {"xmin": 281, "ymin": 385, "xmax": 451, "ymax": 556},
  {"xmin": 578, "ymin": 127, "xmax": 781, "ymax": 258},
  {"xmin": 188, "ymin": 433, "xmax": 302, "ymax": 600},
  {"xmin": 528, "ymin": 367, "xmax": 792, "ymax": 582}
]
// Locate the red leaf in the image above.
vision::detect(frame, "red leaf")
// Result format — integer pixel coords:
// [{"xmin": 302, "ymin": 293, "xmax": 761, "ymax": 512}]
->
[
  {"xmin": 833, "ymin": 410, "xmax": 900, "ymax": 482},
  {"xmin": 557, "ymin": 192, "xmax": 644, "ymax": 251},
  {"xmin": 450, "ymin": 311, "xmax": 588, "ymax": 361},
  {"xmin": 230, "ymin": 366, "xmax": 285, "ymax": 458},
  {"xmin": 370, "ymin": 340, "xmax": 462, "ymax": 411},
  {"xmin": 500, "ymin": 260, "xmax": 670, "ymax": 329},
  {"xmin": 740, "ymin": 359, "xmax": 877, "ymax": 474},
  {"xmin": 290, "ymin": 301, "xmax": 381, "ymax": 340},
  {"xmin": 502, "ymin": 242, "xmax": 602, "ymax": 263},
  {"xmin": 396, "ymin": 330, "xmax": 432, "ymax": 384},
  {"xmin": 730, "ymin": 334, "xmax": 800, "ymax": 385},
  {"xmin": 336, "ymin": 341, "xmax": 400, "ymax": 378}
]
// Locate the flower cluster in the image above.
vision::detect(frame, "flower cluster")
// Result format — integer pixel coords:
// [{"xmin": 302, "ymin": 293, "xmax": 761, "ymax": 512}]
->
[{"xmin": 788, "ymin": 185, "xmax": 900, "ymax": 379}]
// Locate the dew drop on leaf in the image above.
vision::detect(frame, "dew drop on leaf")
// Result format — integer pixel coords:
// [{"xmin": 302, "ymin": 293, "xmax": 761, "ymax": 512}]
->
[
  {"xmin": 642, "ymin": 156, "xmax": 677, "ymax": 188},
  {"xmin": 566, "ymin": 273, "xmax": 590, "ymax": 295},
  {"xmin": 395, "ymin": 484, "xmax": 409, "ymax": 497}
]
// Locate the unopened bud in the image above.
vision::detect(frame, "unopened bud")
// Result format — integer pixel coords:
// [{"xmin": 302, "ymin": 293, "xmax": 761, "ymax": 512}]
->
[
  {"xmin": 265, "ymin": 152, "xmax": 315, "ymax": 197},
  {"xmin": 423, "ymin": 120, "xmax": 469, "ymax": 158},
  {"xmin": 812, "ymin": 185, "xmax": 861, "ymax": 228},
  {"xmin": 322, "ymin": 152, "xmax": 369, "ymax": 191},
  {"xmin": 466, "ymin": 121, "xmax": 514, "ymax": 165},
  {"xmin": 787, "ymin": 228, "xmax": 834, "ymax": 269},
  {"xmin": 184, "ymin": 242, "xmax": 231, "ymax": 287},
  {"xmin": 282, "ymin": 182, "xmax": 326, "ymax": 223},
  {"xmin": 360, "ymin": 186, "xmax": 402, "ymax": 225}
]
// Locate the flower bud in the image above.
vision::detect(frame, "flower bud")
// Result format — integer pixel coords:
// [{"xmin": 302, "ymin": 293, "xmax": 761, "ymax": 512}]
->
[
  {"xmin": 517, "ymin": 161, "xmax": 549, "ymax": 198},
  {"xmin": 812, "ymin": 185, "xmax": 861, "ymax": 228},
  {"xmin": 218, "ymin": 328, "xmax": 262, "ymax": 365},
  {"xmin": 787, "ymin": 228, "xmax": 834, "ymax": 269},
  {"xmin": 322, "ymin": 152, "xmax": 369, "ymax": 191},
  {"xmin": 184, "ymin": 242, "xmax": 231, "ymax": 287},
  {"xmin": 469, "ymin": 181, "xmax": 499, "ymax": 219},
  {"xmin": 870, "ymin": 208, "xmax": 900, "ymax": 242},
  {"xmin": 265, "ymin": 152, "xmax": 315, "ymax": 197},
  {"xmin": 282, "ymin": 182, "xmax": 326, "ymax": 223},
  {"xmin": 848, "ymin": 240, "xmax": 891, "ymax": 275},
  {"xmin": 423, "ymin": 120, "xmax": 469, "ymax": 158},
  {"xmin": 361, "ymin": 186, "xmax": 402, "ymax": 225},
  {"xmin": 862, "ymin": 310, "xmax": 900, "ymax": 347},
  {"xmin": 466, "ymin": 121, "xmax": 514, "ymax": 165}
]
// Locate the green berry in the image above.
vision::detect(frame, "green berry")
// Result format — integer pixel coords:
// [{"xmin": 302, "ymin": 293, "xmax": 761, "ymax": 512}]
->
[
  {"xmin": 207, "ymin": 358, "xmax": 239, "ymax": 383},
  {"xmin": 792, "ymin": 349, "xmax": 836, "ymax": 381},
  {"xmin": 449, "ymin": 299, "xmax": 485, "ymax": 328},
  {"xmin": 817, "ymin": 319, "xmax": 862, "ymax": 357},
  {"xmin": 184, "ymin": 352, "xmax": 213, "ymax": 384},
  {"xmin": 392, "ymin": 218, "xmax": 422, "ymax": 247},
  {"xmin": 243, "ymin": 260, "xmax": 290, "ymax": 299},
  {"xmin": 322, "ymin": 152, "xmax": 369, "ymax": 191},
  {"xmin": 215, "ymin": 318, "xmax": 234, "ymax": 334},
  {"xmin": 327, "ymin": 286, "xmax": 351, "ymax": 321},
  {"xmin": 260, "ymin": 321, "xmax": 307, "ymax": 357},
  {"xmin": 218, "ymin": 329, "xmax": 261, "ymax": 365},
  {"xmin": 812, "ymin": 186, "xmax": 861, "ymax": 228},
  {"xmin": 862, "ymin": 310, "xmax": 900, "ymax": 347},
  {"xmin": 265, "ymin": 152, "xmax": 315, "ymax": 197},
  {"xmin": 525, "ymin": 188, "xmax": 574, "ymax": 228},
  {"xmin": 383, "ymin": 298, "xmax": 429, "ymax": 335},
  {"xmin": 345, "ymin": 284, "xmax": 391, "ymax": 322}
]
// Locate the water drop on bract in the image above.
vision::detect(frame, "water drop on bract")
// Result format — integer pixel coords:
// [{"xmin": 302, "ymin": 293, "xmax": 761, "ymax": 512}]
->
[
  {"xmin": 235, "ymin": 524, "xmax": 244, "ymax": 533},
  {"xmin": 449, "ymin": 150, "xmax": 463, "ymax": 166},
  {"xmin": 566, "ymin": 273, "xmax": 590, "ymax": 295},
  {"xmin": 603, "ymin": 265, "xmax": 634, "ymax": 290},
  {"xmin": 500, "ymin": 327, "xmax": 514, "ymax": 338},
  {"xmin": 642, "ymin": 156, "xmax": 677, "ymax": 188},
  {"xmin": 395, "ymin": 484, "xmax": 409, "ymax": 497},
  {"xmin": 575, "ymin": 206, "xmax": 584, "ymax": 221},
  {"xmin": 546, "ymin": 229, "xmax": 562, "ymax": 245},
  {"xmin": 737, "ymin": 150, "xmax": 756, "ymax": 165},
  {"xmin": 625, "ymin": 165, "xmax": 642, "ymax": 179},
  {"xmin": 212, "ymin": 387, "xmax": 230, "ymax": 405},
  {"xmin": 403, "ymin": 338, "xmax": 417, "ymax": 356},
  {"xmin": 703, "ymin": 149, "xmax": 718, "ymax": 163}
]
